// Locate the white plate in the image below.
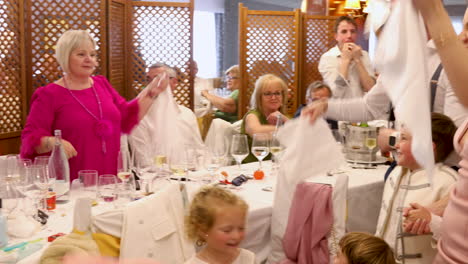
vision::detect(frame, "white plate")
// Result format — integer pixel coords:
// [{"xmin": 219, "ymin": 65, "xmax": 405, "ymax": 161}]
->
[{"xmin": 346, "ymin": 156, "xmax": 388, "ymax": 165}]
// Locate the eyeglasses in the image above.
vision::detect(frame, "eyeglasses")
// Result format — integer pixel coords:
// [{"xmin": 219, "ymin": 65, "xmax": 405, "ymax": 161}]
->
[
  {"xmin": 226, "ymin": 76, "xmax": 239, "ymax": 81},
  {"xmin": 263, "ymin": 91, "xmax": 282, "ymax": 98}
]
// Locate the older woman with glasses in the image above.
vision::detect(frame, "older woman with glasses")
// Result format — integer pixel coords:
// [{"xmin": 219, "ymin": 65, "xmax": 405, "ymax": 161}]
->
[
  {"xmin": 201, "ymin": 65, "xmax": 240, "ymax": 123},
  {"xmin": 240, "ymin": 74, "xmax": 289, "ymax": 163}
]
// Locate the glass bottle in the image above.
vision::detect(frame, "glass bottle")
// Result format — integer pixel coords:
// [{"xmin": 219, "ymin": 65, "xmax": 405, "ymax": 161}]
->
[{"xmin": 48, "ymin": 130, "xmax": 70, "ymax": 203}]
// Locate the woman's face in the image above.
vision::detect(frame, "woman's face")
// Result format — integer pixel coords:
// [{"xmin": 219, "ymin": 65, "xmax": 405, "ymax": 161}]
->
[
  {"xmin": 226, "ymin": 72, "xmax": 240, "ymax": 91},
  {"xmin": 68, "ymin": 40, "xmax": 97, "ymax": 77},
  {"xmin": 261, "ymin": 81, "xmax": 283, "ymax": 113}
]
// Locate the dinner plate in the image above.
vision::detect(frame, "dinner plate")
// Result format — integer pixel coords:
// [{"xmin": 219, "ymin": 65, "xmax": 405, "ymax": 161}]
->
[{"xmin": 346, "ymin": 156, "xmax": 388, "ymax": 165}]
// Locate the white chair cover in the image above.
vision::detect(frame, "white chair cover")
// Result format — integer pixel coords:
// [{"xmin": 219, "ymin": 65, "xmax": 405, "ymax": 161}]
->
[
  {"xmin": 268, "ymin": 118, "xmax": 346, "ymax": 263},
  {"xmin": 120, "ymin": 182, "xmax": 194, "ymax": 263}
]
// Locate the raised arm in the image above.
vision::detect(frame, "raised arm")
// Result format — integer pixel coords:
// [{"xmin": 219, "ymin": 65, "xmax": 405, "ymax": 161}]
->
[
  {"xmin": 414, "ymin": 0, "xmax": 468, "ymax": 106},
  {"xmin": 201, "ymin": 90, "xmax": 237, "ymax": 113}
]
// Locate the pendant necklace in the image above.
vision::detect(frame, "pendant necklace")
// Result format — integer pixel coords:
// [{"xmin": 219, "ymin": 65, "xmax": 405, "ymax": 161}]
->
[{"xmin": 64, "ymin": 76, "xmax": 111, "ymax": 154}]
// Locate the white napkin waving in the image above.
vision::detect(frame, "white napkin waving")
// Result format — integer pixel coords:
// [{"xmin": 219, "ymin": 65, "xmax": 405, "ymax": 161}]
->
[
  {"xmin": 150, "ymin": 84, "xmax": 186, "ymax": 165},
  {"xmin": 268, "ymin": 117, "xmax": 346, "ymax": 263},
  {"xmin": 374, "ymin": 0, "xmax": 434, "ymax": 181}
]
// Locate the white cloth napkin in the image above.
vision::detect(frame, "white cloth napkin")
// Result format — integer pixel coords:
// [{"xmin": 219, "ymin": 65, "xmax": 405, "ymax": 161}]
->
[
  {"xmin": 268, "ymin": 118, "xmax": 346, "ymax": 263},
  {"xmin": 374, "ymin": 0, "xmax": 434, "ymax": 181}
]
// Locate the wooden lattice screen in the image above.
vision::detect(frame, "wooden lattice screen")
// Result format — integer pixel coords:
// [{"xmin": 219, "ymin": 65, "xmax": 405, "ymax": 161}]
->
[
  {"xmin": 239, "ymin": 4, "xmax": 337, "ymax": 117},
  {"xmin": 300, "ymin": 15, "xmax": 337, "ymax": 104},
  {"xmin": 239, "ymin": 4, "xmax": 300, "ymax": 118},
  {"xmin": 130, "ymin": 1, "xmax": 194, "ymax": 109},
  {"xmin": 108, "ymin": 0, "xmax": 128, "ymax": 97},
  {"xmin": 0, "ymin": 0, "xmax": 25, "ymax": 139},
  {"xmin": 26, "ymin": 0, "xmax": 107, "ymax": 95}
]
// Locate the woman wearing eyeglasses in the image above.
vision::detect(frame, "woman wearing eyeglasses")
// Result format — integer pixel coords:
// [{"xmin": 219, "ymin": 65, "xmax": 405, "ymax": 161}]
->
[
  {"xmin": 201, "ymin": 65, "xmax": 240, "ymax": 123},
  {"xmin": 240, "ymin": 74, "xmax": 289, "ymax": 163}
]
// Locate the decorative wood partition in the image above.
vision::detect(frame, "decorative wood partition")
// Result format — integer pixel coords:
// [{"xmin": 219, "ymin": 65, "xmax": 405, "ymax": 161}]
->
[
  {"xmin": 238, "ymin": 3, "xmax": 337, "ymax": 117},
  {"xmin": 0, "ymin": 0, "xmax": 194, "ymax": 154}
]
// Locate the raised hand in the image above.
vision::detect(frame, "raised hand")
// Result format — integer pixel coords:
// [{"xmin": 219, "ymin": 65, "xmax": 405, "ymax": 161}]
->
[
  {"xmin": 147, "ymin": 71, "xmax": 169, "ymax": 98},
  {"xmin": 301, "ymin": 98, "xmax": 328, "ymax": 124}
]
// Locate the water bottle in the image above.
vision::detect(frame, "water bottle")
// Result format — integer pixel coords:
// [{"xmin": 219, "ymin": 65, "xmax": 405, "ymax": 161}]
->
[
  {"xmin": 48, "ymin": 130, "xmax": 70, "ymax": 203},
  {"xmin": 0, "ymin": 200, "xmax": 8, "ymax": 248}
]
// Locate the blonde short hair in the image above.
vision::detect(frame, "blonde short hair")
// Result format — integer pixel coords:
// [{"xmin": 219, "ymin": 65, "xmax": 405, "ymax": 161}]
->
[
  {"xmin": 185, "ymin": 186, "xmax": 248, "ymax": 243},
  {"xmin": 339, "ymin": 232, "xmax": 396, "ymax": 264},
  {"xmin": 55, "ymin": 30, "xmax": 97, "ymax": 73},
  {"xmin": 225, "ymin": 65, "xmax": 239, "ymax": 77},
  {"xmin": 250, "ymin": 74, "xmax": 288, "ymax": 114}
]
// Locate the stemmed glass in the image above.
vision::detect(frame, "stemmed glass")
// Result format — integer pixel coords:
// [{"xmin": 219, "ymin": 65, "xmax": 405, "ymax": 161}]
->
[
  {"xmin": 18, "ymin": 165, "xmax": 48, "ymax": 219},
  {"xmin": 269, "ymin": 132, "xmax": 284, "ymax": 170},
  {"xmin": 117, "ymin": 150, "xmax": 132, "ymax": 184},
  {"xmin": 34, "ymin": 156, "xmax": 54, "ymax": 192},
  {"xmin": 204, "ymin": 137, "xmax": 227, "ymax": 184},
  {"xmin": 230, "ymin": 134, "xmax": 249, "ymax": 172},
  {"xmin": 252, "ymin": 133, "xmax": 270, "ymax": 170},
  {"xmin": 365, "ymin": 130, "xmax": 377, "ymax": 163}
]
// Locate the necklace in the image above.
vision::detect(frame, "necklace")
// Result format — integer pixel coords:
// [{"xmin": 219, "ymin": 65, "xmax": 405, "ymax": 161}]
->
[{"xmin": 64, "ymin": 76, "xmax": 112, "ymax": 153}]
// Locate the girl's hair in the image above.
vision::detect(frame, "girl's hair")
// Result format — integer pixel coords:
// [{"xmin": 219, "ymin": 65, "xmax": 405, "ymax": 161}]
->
[
  {"xmin": 250, "ymin": 74, "xmax": 288, "ymax": 114},
  {"xmin": 185, "ymin": 186, "xmax": 248, "ymax": 243},
  {"xmin": 55, "ymin": 29, "xmax": 97, "ymax": 73},
  {"xmin": 339, "ymin": 232, "xmax": 396, "ymax": 264}
]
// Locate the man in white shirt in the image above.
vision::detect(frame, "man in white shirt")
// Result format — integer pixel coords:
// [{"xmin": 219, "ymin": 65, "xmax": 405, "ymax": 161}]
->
[
  {"xmin": 129, "ymin": 63, "xmax": 204, "ymax": 168},
  {"xmin": 318, "ymin": 16, "xmax": 376, "ymax": 99}
]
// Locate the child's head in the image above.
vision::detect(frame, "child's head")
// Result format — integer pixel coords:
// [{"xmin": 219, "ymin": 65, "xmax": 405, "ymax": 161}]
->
[
  {"xmin": 185, "ymin": 186, "xmax": 248, "ymax": 252},
  {"xmin": 396, "ymin": 113, "xmax": 456, "ymax": 169},
  {"xmin": 335, "ymin": 232, "xmax": 395, "ymax": 264}
]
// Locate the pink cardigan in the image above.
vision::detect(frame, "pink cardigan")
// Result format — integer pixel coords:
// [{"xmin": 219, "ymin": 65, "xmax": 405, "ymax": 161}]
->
[
  {"xmin": 280, "ymin": 182, "xmax": 333, "ymax": 264},
  {"xmin": 21, "ymin": 76, "xmax": 140, "ymax": 181}
]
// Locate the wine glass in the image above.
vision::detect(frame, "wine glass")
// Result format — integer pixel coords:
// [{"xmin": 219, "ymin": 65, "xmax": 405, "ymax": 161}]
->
[
  {"xmin": 230, "ymin": 134, "xmax": 249, "ymax": 172},
  {"xmin": 269, "ymin": 132, "xmax": 284, "ymax": 170},
  {"xmin": 117, "ymin": 150, "xmax": 132, "ymax": 184},
  {"xmin": 252, "ymin": 133, "xmax": 270, "ymax": 170},
  {"xmin": 168, "ymin": 147, "xmax": 189, "ymax": 180},
  {"xmin": 98, "ymin": 175, "xmax": 117, "ymax": 204},
  {"xmin": 34, "ymin": 156, "xmax": 54, "ymax": 190},
  {"xmin": 365, "ymin": 130, "xmax": 378, "ymax": 163}
]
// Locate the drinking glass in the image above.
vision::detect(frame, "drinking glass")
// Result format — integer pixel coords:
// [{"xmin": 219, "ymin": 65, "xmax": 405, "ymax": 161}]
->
[
  {"xmin": 98, "ymin": 175, "xmax": 117, "ymax": 203},
  {"xmin": 78, "ymin": 170, "xmax": 98, "ymax": 202},
  {"xmin": 6, "ymin": 154, "xmax": 20, "ymax": 182},
  {"xmin": 252, "ymin": 133, "xmax": 270, "ymax": 169},
  {"xmin": 34, "ymin": 156, "xmax": 53, "ymax": 189},
  {"xmin": 270, "ymin": 132, "xmax": 285, "ymax": 171},
  {"xmin": 230, "ymin": 134, "xmax": 249, "ymax": 171},
  {"xmin": 117, "ymin": 150, "xmax": 132, "ymax": 184},
  {"xmin": 365, "ymin": 131, "xmax": 378, "ymax": 163}
]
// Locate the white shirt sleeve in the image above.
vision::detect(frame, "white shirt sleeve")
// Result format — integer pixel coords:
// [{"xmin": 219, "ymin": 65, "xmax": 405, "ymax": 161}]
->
[
  {"xmin": 326, "ymin": 78, "xmax": 390, "ymax": 122},
  {"xmin": 440, "ymin": 71, "xmax": 468, "ymax": 127},
  {"xmin": 429, "ymin": 213, "xmax": 442, "ymax": 244}
]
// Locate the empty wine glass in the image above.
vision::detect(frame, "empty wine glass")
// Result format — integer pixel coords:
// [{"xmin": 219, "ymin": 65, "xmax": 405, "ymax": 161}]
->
[
  {"xmin": 78, "ymin": 170, "xmax": 98, "ymax": 202},
  {"xmin": 34, "ymin": 156, "xmax": 53, "ymax": 190},
  {"xmin": 98, "ymin": 175, "xmax": 117, "ymax": 203},
  {"xmin": 252, "ymin": 133, "xmax": 270, "ymax": 170},
  {"xmin": 231, "ymin": 134, "xmax": 249, "ymax": 172}
]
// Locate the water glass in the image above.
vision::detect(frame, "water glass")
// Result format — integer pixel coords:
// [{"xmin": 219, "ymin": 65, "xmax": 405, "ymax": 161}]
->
[
  {"xmin": 98, "ymin": 175, "xmax": 117, "ymax": 203},
  {"xmin": 78, "ymin": 170, "xmax": 98, "ymax": 201}
]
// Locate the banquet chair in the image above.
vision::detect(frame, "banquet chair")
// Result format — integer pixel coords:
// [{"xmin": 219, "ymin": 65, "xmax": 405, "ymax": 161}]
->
[
  {"xmin": 204, "ymin": 118, "xmax": 241, "ymax": 152},
  {"xmin": 70, "ymin": 182, "xmax": 194, "ymax": 263},
  {"xmin": 270, "ymin": 174, "xmax": 348, "ymax": 264}
]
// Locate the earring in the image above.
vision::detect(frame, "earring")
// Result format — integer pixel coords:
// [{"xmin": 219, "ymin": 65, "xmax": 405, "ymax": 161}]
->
[{"xmin": 196, "ymin": 239, "xmax": 206, "ymax": 247}]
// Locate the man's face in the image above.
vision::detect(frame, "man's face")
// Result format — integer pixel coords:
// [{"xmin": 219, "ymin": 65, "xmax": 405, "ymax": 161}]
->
[
  {"xmin": 335, "ymin": 21, "xmax": 357, "ymax": 49},
  {"xmin": 146, "ymin": 67, "xmax": 165, "ymax": 84}
]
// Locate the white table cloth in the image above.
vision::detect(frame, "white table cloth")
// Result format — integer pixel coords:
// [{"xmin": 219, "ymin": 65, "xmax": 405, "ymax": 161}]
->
[{"xmin": 9, "ymin": 160, "xmax": 387, "ymax": 264}]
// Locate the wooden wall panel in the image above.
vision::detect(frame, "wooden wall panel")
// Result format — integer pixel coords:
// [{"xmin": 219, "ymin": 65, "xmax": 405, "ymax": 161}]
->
[
  {"xmin": 108, "ymin": 0, "xmax": 128, "ymax": 98},
  {"xmin": 130, "ymin": 0, "xmax": 194, "ymax": 109},
  {"xmin": 239, "ymin": 4, "xmax": 300, "ymax": 117}
]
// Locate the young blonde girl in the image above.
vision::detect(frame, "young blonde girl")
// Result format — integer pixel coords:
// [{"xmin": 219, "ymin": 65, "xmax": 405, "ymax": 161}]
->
[
  {"xmin": 185, "ymin": 186, "xmax": 255, "ymax": 264},
  {"xmin": 334, "ymin": 232, "xmax": 396, "ymax": 264}
]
